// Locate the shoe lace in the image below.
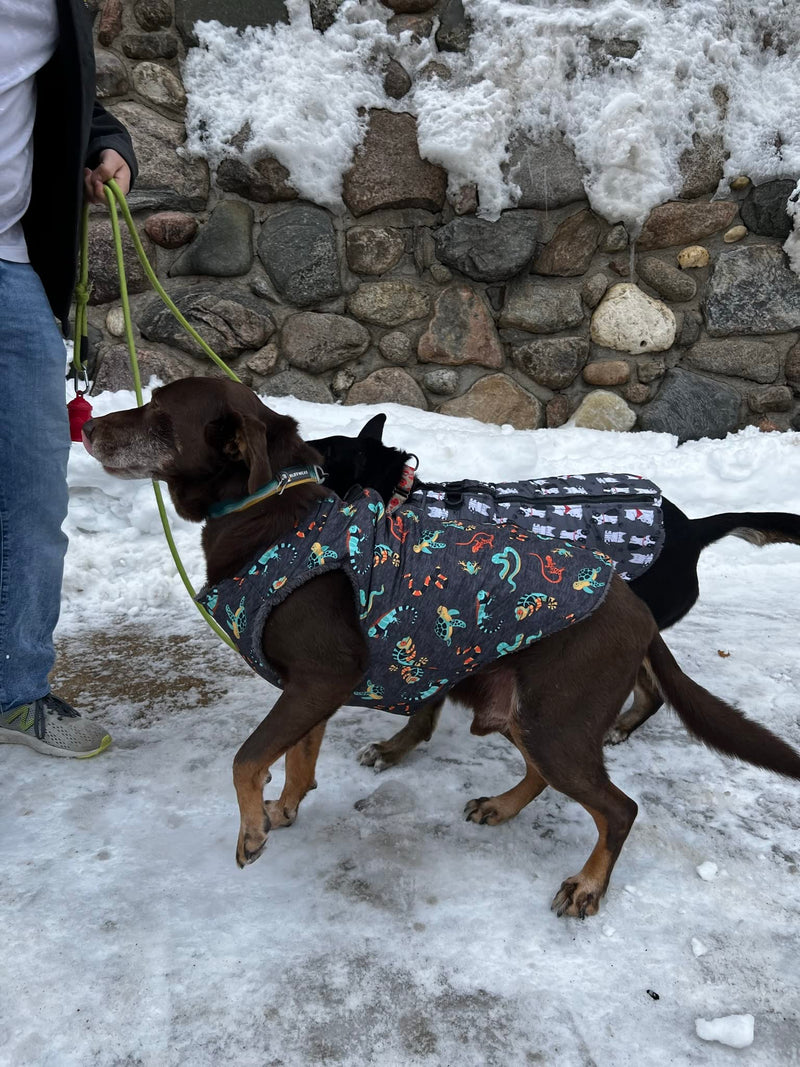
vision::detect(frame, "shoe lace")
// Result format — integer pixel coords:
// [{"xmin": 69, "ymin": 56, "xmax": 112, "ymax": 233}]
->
[{"xmin": 33, "ymin": 694, "xmax": 81, "ymax": 739}]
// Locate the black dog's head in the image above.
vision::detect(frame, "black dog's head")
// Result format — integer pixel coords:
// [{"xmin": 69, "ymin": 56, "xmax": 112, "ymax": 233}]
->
[{"xmin": 309, "ymin": 414, "xmax": 412, "ymax": 503}]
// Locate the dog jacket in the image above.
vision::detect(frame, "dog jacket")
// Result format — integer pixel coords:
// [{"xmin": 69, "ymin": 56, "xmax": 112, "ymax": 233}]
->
[
  {"xmin": 197, "ymin": 490, "xmax": 615, "ymax": 716},
  {"xmin": 405, "ymin": 473, "xmax": 664, "ymax": 582}
]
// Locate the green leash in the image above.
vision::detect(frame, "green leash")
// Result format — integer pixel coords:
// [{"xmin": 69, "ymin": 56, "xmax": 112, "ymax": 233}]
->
[{"xmin": 76, "ymin": 179, "xmax": 244, "ymax": 652}]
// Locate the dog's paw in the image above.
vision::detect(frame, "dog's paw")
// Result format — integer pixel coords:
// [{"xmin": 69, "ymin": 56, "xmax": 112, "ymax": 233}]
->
[
  {"xmin": 464, "ymin": 796, "xmax": 510, "ymax": 826},
  {"xmin": 357, "ymin": 742, "xmax": 393, "ymax": 771},
  {"xmin": 264, "ymin": 799, "xmax": 298, "ymax": 829},
  {"xmin": 235, "ymin": 813, "xmax": 271, "ymax": 869},
  {"xmin": 604, "ymin": 725, "xmax": 632, "ymax": 746},
  {"xmin": 551, "ymin": 878, "xmax": 601, "ymax": 919}
]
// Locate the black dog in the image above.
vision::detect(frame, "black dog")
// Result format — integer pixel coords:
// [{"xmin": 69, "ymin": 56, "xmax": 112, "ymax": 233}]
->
[{"xmin": 310, "ymin": 414, "xmax": 800, "ymax": 766}]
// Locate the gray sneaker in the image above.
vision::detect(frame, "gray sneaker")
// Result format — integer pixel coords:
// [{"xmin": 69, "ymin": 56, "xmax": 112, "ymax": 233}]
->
[{"xmin": 0, "ymin": 694, "xmax": 111, "ymax": 758}]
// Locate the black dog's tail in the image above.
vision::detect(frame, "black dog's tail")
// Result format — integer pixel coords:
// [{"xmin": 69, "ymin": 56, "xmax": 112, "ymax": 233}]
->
[
  {"xmin": 689, "ymin": 511, "xmax": 800, "ymax": 551},
  {"xmin": 646, "ymin": 634, "xmax": 800, "ymax": 780}
]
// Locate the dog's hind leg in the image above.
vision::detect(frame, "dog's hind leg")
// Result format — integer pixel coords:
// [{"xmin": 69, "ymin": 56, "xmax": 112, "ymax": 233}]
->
[
  {"xmin": 604, "ymin": 660, "xmax": 664, "ymax": 745},
  {"xmin": 264, "ymin": 721, "xmax": 328, "ymax": 829},
  {"xmin": 464, "ymin": 731, "xmax": 547, "ymax": 825},
  {"xmin": 357, "ymin": 699, "xmax": 443, "ymax": 770}
]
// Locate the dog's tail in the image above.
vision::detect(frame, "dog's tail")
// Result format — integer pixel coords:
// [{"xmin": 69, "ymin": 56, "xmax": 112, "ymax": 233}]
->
[
  {"xmin": 689, "ymin": 511, "xmax": 800, "ymax": 551},
  {"xmin": 646, "ymin": 634, "xmax": 800, "ymax": 780}
]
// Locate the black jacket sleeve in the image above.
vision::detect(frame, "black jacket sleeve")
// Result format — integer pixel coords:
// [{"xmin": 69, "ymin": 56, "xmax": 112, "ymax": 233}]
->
[{"xmin": 85, "ymin": 100, "xmax": 139, "ymax": 187}]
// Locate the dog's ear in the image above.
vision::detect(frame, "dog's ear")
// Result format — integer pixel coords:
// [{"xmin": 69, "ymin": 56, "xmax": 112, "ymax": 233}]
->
[
  {"xmin": 358, "ymin": 414, "xmax": 386, "ymax": 441},
  {"xmin": 223, "ymin": 413, "xmax": 272, "ymax": 493}
]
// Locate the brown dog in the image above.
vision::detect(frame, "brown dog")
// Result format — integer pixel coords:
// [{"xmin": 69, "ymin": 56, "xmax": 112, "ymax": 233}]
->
[{"xmin": 83, "ymin": 378, "xmax": 800, "ymax": 918}]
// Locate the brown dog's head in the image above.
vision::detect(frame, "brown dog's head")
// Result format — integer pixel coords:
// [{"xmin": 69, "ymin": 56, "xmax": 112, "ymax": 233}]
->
[{"xmin": 83, "ymin": 377, "xmax": 322, "ymax": 523}]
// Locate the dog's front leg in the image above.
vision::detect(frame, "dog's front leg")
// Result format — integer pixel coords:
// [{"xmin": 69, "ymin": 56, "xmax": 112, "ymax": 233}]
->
[{"xmin": 233, "ymin": 683, "xmax": 344, "ymax": 868}]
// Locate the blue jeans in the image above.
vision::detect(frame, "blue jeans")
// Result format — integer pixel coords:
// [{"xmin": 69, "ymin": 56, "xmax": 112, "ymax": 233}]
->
[{"xmin": 0, "ymin": 260, "xmax": 70, "ymax": 712}]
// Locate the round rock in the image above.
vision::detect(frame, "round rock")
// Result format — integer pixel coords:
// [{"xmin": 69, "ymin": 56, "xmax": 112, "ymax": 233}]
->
[{"xmin": 590, "ymin": 283, "xmax": 676, "ymax": 353}]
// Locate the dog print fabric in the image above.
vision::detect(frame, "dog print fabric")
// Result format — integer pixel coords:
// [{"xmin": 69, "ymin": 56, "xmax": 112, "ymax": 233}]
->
[
  {"xmin": 406, "ymin": 474, "xmax": 665, "ymax": 581},
  {"xmin": 197, "ymin": 490, "xmax": 615, "ymax": 716}
]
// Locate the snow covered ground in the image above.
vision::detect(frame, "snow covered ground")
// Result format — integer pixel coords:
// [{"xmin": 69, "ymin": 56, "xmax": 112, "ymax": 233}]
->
[{"xmin": 3, "ymin": 386, "xmax": 800, "ymax": 1066}]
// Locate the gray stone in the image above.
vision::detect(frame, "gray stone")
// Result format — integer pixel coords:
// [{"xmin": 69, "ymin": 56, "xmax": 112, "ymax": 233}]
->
[
  {"xmin": 534, "ymin": 209, "xmax": 602, "ymax": 277},
  {"xmin": 433, "ymin": 214, "xmax": 538, "ymax": 283},
  {"xmin": 439, "ymin": 374, "xmax": 542, "ymax": 429},
  {"xmin": 245, "ymin": 342, "xmax": 279, "ymax": 377},
  {"xmin": 684, "ymin": 339, "xmax": 780, "ymax": 383},
  {"xmin": 257, "ymin": 203, "xmax": 341, "ymax": 307},
  {"xmin": 134, "ymin": 0, "xmax": 172, "ymax": 30},
  {"xmin": 786, "ymin": 340, "xmax": 800, "ymax": 393},
  {"xmin": 601, "ymin": 224, "xmax": 628, "ymax": 253},
  {"xmin": 387, "ymin": 13, "xmax": 433, "ymax": 39},
  {"xmin": 418, "ymin": 285, "xmax": 503, "ymax": 368},
  {"xmin": 638, "ymin": 369, "xmax": 741, "ymax": 443},
  {"xmin": 95, "ymin": 50, "xmax": 129, "ymax": 98},
  {"xmin": 346, "ymin": 227, "xmax": 405, "ymax": 275},
  {"xmin": 347, "ymin": 368, "xmax": 427, "ymax": 409},
  {"xmin": 174, "ymin": 0, "xmax": 288, "ymax": 46},
  {"xmin": 511, "ymin": 337, "xmax": 589, "ymax": 389},
  {"xmin": 423, "ymin": 368, "xmax": 459, "ymax": 395},
  {"xmin": 506, "ymin": 135, "xmax": 586, "ymax": 210},
  {"xmin": 638, "ymin": 358, "xmax": 665, "ymax": 383},
  {"xmin": 170, "ymin": 201, "xmax": 254, "ymax": 278},
  {"xmin": 331, "ymin": 369, "xmax": 357, "ymax": 398},
  {"xmin": 451, "ymin": 183, "xmax": 478, "ymax": 216},
  {"xmin": 748, "ymin": 386, "xmax": 793, "ymax": 413},
  {"xmin": 740, "ymin": 180, "xmax": 796, "ymax": 239},
  {"xmin": 281, "ymin": 312, "xmax": 370, "ymax": 373},
  {"xmin": 677, "ymin": 309, "xmax": 702, "ymax": 347},
  {"xmin": 263, "ymin": 370, "xmax": 332, "ymax": 405},
  {"xmin": 110, "ymin": 102, "xmax": 209, "ymax": 212},
  {"xmin": 384, "ymin": 59, "xmax": 412, "ymax": 100},
  {"xmin": 121, "ymin": 32, "xmax": 179, "ymax": 59},
  {"xmin": 678, "ymin": 133, "xmax": 726, "ymax": 199},
  {"xmin": 87, "ymin": 220, "xmax": 153, "ymax": 305},
  {"xmin": 310, "ymin": 0, "xmax": 344, "ymax": 32},
  {"xmin": 93, "ymin": 344, "xmax": 196, "ymax": 392},
  {"xmin": 216, "ymin": 156, "xmax": 297, "ymax": 204},
  {"xmin": 500, "ymin": 279, "xmax": 584, "ymax": 334},
  {"xmin": 636, "ymin": 256, "xmax": 697, "ymax": 302},
  {"xmin": 705, "ymin": 245, "xmax": 800, "ymax": 335},
  {"xmin": 429, "ymin": 263, "xmax": 453, "ymax": 284},
  {"xmin": 343, "ymin": 111, "xmax": 447, "ymax": 216},
  {"xmin": 624, "ymin": 382, "xmax": 651, "ymax": 405},
  {"xmin": 378, "ymin": 331, "xmax": 414, "ymax": 364},
  {"xmin": 347, "ymin": 281, "xmax": 429, "ymax": 327},
  {"xmin": 414, "ymin": 228, "xmax": 436, "ymax": 272},
  {"xmin": 570, "ymin": 391, "xmax": 636, "ymax": 432},
  {"xmin": 435, "ymin": 0, "xmax": 473, "ymax": 52},
  {"xmin": 581, "ymin": 273, "xmax": 609, "ymax": 309},
  {"xmin": 131, "ymin": 62, "xmax": 186, "ymax": 112},
  {"xmin": 638, "ymin": 201, "xmax": 739, "ymax": 250},
  {"xmin": 138, "ymin": 285, "xmax": 275, "ymax": 359},
  {"xmin": 383, "ymin": 0, "xmax": 436, "ymax": 12}
]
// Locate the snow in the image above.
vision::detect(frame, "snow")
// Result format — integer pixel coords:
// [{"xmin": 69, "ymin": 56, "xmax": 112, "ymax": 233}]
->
[
  {"xmin": 183, "ymin": 0, "xmax": 800, "ymax": 230},
  {"xmin": 696, "ymin": 1013, "xmax": 756, "ymax": 1049},
  {"xmin": 3, "ymin": 383, "xmax": 800, "ymax": 1065}
]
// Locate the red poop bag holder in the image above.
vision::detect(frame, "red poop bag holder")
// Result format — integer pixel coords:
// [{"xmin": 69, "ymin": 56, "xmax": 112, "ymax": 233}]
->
[{"xmin": 68, "ymin": 391, "xmax": 93, "ymax": 442}]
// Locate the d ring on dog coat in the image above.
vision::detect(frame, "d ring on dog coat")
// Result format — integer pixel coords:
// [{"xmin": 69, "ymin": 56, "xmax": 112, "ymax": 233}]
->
[{"xmin": 197, "ymin": 491, "xmax": 616, "ymax": 715}]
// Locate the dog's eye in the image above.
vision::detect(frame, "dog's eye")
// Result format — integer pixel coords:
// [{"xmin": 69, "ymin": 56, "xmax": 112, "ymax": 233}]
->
[{"xmin": 150, "ymin": 411, "xmax": 174, "ymax": 445}]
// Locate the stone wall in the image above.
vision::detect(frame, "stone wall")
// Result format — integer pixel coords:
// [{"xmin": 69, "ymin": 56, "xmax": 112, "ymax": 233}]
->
[{"xmin": 86, "ymin": 0, "xmax": 800, "ymax": 440}]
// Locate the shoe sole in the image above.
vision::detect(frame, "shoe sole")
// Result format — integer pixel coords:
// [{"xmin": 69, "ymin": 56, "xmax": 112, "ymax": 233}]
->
[{"xmin": 0, "ymin": 731, "xmax": 112, "ymax": 758}]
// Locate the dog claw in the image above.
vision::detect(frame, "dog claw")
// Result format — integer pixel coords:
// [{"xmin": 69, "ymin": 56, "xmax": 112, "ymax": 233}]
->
[
  {"xmin": 551, "ymin": 878, "xmax": 600, "ymax": 918},
  {"xmin": 357, "ymin": 743, "xmax": 391, "ymax": 771}
]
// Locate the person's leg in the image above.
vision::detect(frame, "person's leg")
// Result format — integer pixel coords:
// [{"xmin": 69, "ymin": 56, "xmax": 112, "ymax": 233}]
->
[{"xmin": 0, "ymin": 260, "xmax": 110, "ymax": 756}]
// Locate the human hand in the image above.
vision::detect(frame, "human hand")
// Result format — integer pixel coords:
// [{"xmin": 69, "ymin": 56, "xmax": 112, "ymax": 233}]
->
[{"xmin": 84, "ymin": 149, "xmax": 132, "ymax": 204}]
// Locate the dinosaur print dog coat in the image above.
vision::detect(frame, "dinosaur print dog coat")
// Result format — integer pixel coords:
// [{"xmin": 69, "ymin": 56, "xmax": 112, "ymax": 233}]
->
[{"xmin": 197, "ymin": 490, "xmax": 616, "ymax": 715}]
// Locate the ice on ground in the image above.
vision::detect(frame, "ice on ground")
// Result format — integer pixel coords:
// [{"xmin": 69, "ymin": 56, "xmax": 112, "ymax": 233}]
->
[
  {"xmin": 696, "ymin": 1014, "xmax": 756, "ymax": 1049},
  {"xmin": 696, "ymin": 860, "xmax": 719, "ymax": 881}
]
